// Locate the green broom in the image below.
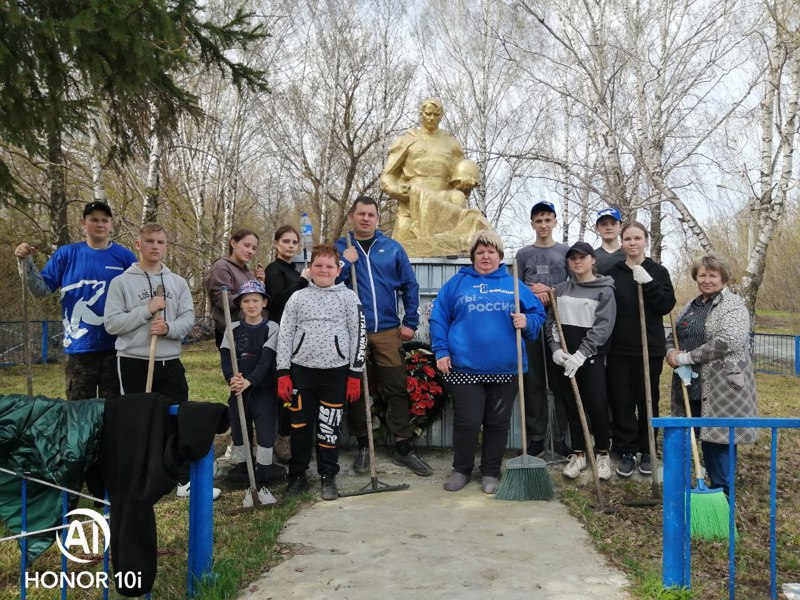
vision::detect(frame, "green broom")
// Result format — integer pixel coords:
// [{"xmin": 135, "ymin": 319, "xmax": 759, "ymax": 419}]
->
[
  {"xmin": 670, "ymin": 315, "xmax": 737, "ymax": 541},
  {"xmin": 495, "ymin": 261, "xmax": 554, "ymax": 501}
]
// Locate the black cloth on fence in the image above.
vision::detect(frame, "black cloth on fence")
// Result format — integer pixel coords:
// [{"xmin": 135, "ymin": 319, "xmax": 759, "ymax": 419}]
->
[{"xmin": 100, "ymin": 393, "xmax": 229, "ymax": 597}]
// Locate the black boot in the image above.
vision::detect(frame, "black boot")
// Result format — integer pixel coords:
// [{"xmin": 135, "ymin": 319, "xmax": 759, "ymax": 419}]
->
[
  {"xmin": 285, "ymin": 472, "xmax": 309, "ymax": 498},
  {"xmin": 320, "ymin": 474, "xmax": 338, "ymax": 501}
]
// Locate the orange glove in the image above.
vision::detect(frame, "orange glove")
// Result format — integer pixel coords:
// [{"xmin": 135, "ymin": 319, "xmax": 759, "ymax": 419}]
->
[
  {"xmin": 346, "ymin": 376, "xmax": 361, "ymax": 403},
  {"xmin": 278, "ymin": 375, "xmax": 293, "ymax": 404}
]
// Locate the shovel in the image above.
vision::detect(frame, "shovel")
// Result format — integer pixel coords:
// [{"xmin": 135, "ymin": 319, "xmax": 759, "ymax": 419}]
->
[{"xmin": 221, "ymin": 286, "xmax": 277, "ymax": 512}]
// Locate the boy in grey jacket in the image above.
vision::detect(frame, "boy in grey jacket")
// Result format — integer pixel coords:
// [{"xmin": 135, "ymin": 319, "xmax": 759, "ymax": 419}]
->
[
  {"xmin": 105, "ymin": 223, "xmax": 215, "ymax": 499},
  {"xmin": 276, "ymin": 244, "xmax": 366, "ymax": 500}
]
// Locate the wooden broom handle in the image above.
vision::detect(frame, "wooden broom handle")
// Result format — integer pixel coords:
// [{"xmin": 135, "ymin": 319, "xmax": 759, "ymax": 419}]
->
[
  {"xmin": 512, "ymin": 262, "xmax": 528, "ymax": 456},
  {"xmin": 669, "ymin": 314, "xmax": 704, "ymax": 480}
]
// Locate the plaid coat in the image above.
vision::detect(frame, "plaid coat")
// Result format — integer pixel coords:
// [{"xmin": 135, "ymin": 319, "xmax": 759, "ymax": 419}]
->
[{"xmin": 667, "ymin": 287, "xmax": 758, "ymax": 445}]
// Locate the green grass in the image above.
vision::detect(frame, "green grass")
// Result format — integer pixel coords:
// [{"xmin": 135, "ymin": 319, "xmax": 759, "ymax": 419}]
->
[
  {"xmin": 754, "ymin": 310, "xmax": 800, "ymax": 335},
  {"xmin": 0, "ymin": 341, "xmax": 305, "ymax": 599},
  {"xmin": 557, "ymin": 369, "xmax": 800, "ymax": 600}
]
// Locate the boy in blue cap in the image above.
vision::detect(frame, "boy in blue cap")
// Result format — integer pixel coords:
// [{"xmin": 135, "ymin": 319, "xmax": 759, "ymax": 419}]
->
[
  {"xmin": 594, "ymin": 206, "xmax": 625, "ymax": 275},
  {"xmin": 220, "ymin": 279, "xmax": 286, "ymax": 489}
]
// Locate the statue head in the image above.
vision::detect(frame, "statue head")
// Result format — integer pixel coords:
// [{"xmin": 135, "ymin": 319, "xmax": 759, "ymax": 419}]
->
[
  {"xmin": 449, "ymin": 159, "xmax": 480, "ymax": 191},
  {"xmin": 419, "ymin": 98, "xmax": 443, "ymax": 133}
]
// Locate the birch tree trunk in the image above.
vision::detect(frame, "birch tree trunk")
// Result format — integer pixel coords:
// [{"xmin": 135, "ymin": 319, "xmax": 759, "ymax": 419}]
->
[
  {"xmin": 88, "ymin": 114, "xmax": 106, "ymax": 202},
  {"xmin": 143, "ymin": 117, "xmax": 162, "ymax": 225}
]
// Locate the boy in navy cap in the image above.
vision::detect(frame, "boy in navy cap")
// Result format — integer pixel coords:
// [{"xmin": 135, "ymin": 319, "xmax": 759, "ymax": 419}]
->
[
  {"xmin": 515, "ymin": 201, "xmax": 571, "ymax": 457},
  {"xmin": 594, "ymin": 206, "xmax": 624, "ymax": 274},
  {"xmin": 220, "ymin": 279, "xmax": 286, "ymax": 490}
]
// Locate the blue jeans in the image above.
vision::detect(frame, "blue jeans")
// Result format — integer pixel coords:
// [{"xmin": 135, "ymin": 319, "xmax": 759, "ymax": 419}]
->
[{"xmin": 701, "ymin": 441, "xmax": 737, "ymax": 497}]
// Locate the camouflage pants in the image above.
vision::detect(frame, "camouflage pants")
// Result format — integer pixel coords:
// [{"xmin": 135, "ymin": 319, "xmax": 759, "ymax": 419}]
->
[{"xmin": 64, "ymin": 350, "xmax": 120, "ymax": 401}]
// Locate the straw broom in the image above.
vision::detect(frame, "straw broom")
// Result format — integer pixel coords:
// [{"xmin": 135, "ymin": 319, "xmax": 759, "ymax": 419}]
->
[
  {"xmin": 495, "ymin": 261, "xmax": 554, "ymax": 501},
  {"xmin": 669, "ymin": 315, "xmax": 736, "ymax": 540}
]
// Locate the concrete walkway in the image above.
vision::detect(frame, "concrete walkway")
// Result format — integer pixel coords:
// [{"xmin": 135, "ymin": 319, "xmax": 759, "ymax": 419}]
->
[{"xmin": 240, "ymin": 448, "xmax": 630, "ymax": 600}]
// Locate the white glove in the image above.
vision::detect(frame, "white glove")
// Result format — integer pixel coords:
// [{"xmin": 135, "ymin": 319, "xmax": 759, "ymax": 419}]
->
[
  {"xmin": 552, "ymin": 349, "xmax": 569, "ymax": 366},
  {"xmin": 563, "ymin": 351, "xmax": 586, "ymax": 378},
  {"xmin": 675, "ymin": 365, "xmax": 698, "ymax": 386},
  {"xmin": 631, "ymin": 265, "xmax": 653, "ymax": 285},
  {"xmin": 675, "ymin": 351, "xmax": 694, "ymax": 366}
]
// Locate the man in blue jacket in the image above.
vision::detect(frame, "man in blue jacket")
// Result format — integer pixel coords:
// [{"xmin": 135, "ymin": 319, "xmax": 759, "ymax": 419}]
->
[{"xmin": 335, "ymin": 196, "xmax": 431, "ymax": 476}]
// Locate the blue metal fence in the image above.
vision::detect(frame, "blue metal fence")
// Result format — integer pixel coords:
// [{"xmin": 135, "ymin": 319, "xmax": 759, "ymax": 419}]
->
[
  {"xmin": 654, "ymin": 416, "xmax": 800, "ymax": 600},
  {"xmin": 0, "ymin": 318, "xmax": 214, "ymax": 367},
  {"xmin": 4, "ymin": 405, "xmax": 216, "ymax": 599}
]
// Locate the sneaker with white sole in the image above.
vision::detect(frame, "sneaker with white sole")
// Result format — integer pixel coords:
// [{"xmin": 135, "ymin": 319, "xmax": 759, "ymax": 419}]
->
[
  {"xmin": 638, "ymin": 453, "xmax": 652, "ymax": 476},
  {"xmin": 562, "ymin": 453, "xmax": 587, "ymax": 479},
  {"xmin": 616, "ymin": 452, "xmax": 637, "ymax": 478},
  {"xmin": 176, "ymin": 482, "xmax": 221, "ymax": 501},
  {"xmin": 595, "ymin": 453, "xmax": 612, "ymax": 481}
]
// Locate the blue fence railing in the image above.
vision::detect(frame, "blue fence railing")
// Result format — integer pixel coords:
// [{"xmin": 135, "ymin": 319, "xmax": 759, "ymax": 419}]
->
[
  {"xmin": 654, "ymin": 416, "xmax": 800, "ymax": 600},
  {"xmin": 3, "ymin": 405, "xmax": 216, "ymax": 599},
  {"xmin": 1, "ymin": 318, "xmax": 215, "ymax": 367}
]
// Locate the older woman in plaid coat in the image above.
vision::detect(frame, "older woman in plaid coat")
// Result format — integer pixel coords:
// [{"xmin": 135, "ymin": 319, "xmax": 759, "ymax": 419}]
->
[{"xmin": 666, "ymin": 252, "xmax": 758, "ymax": 496}]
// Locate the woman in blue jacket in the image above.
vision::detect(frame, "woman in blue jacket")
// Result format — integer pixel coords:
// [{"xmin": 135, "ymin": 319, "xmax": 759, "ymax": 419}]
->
[{"xmin": 430, "ymin": 230, "xmax": 546, "ymax": 494}]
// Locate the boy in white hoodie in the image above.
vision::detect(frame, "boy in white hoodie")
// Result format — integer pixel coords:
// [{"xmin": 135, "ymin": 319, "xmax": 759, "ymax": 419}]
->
[{"xmin": 105, "ymin": 223, "xmax": 217, "ymax": 499}]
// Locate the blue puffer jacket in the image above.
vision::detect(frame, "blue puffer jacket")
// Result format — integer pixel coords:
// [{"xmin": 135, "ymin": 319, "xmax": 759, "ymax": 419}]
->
[
  {"xmin": 429, "ymin": 264, "xmax": 546, "ymax": 375},
  {"xmin": 335, "ymin": 230, "xmax": 419, "ymax": 333}
]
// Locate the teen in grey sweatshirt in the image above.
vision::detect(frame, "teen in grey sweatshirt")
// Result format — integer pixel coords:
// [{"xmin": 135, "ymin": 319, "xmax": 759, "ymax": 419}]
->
[
  {"xmin": 545, "ymin": 242, "xmax": 616, "ymax": 480},
  {"xmin": 105, "ymin": 263, "xmax": 195, "ymax": 362}
]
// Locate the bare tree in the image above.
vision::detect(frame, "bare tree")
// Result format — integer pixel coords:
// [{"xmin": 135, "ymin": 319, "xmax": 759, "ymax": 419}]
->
[
  {"xmin": 414, "ymin": 0, "xmax": 545, "ymax": 233},
  {"xmin": 263, "ymin": 0, "xmax": 416, "ymax": 242}
]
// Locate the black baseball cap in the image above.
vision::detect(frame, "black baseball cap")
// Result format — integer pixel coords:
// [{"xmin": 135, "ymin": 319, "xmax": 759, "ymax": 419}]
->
[
  {"xmin": 530, "ymin": 201, "xmax": 556, "ymax": 219},
  {"xmin": 83, "ymin": 200, "xmax": 113, "ymax": 217},
  {"xmin": 566, "ymin": 241, "xmax": 596, "ymax": 258}
]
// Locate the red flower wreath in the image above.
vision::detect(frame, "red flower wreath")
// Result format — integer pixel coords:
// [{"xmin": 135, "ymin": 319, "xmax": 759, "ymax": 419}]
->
[{"xmin": 404, "ymin": 343, "xmax": 447, "ymax": 434}]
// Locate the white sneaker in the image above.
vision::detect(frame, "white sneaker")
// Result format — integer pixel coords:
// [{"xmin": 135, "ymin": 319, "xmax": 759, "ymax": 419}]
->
[
  {"xmin": 176, "ymin": 482, "xmax": 221, "ymax": 501},
  {"xmin": 563, "ymin": 453, "xmax": 587, "ymax": 479},
  {"xmin": 596, "ymin": 453, "xmax": 613, "ymax": 481}
]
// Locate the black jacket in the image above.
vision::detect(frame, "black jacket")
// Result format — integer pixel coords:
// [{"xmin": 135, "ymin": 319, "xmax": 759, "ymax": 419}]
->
[
  {"xmin": 265, "ymin": 258, "xmax": 307, "ymax": 325},
  {"xmin": 100, "ymin": 394, "xmax": 228, "ymax": 596},
  {"xmin": 608, "ymin": 258, "xmax": 675, "ymax": 357}
]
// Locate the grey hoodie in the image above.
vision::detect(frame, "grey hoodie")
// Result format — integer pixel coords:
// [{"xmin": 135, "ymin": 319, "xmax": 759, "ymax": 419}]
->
[
  {"xmin": 105, "ymin": 263, "xmax": 195, "ymax": 360},
  {"xmin": 276, "ymin": 281, "xmax": 365, "ymax": 375},
  {"xmin": 545, "ymin": 274, "xmax": 616, "ymax": 358}
]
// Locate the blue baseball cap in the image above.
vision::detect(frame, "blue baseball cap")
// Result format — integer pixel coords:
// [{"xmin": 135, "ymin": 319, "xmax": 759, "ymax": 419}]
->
[
  {"xmin": 233, "ymin": 279, "xmax": 270, "ymax": 306},
  {"xmin": 530, "ymin": 201, "xmax": 557, "ymax": 218},
  {"xmin": 596, "ymin": 207, "xmax": 622, "ymax": 223}
]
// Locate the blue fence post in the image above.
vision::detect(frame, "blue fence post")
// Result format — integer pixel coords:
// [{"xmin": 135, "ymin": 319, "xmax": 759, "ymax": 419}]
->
[
  {"xmin": 794, "ymin": 336, "xmax": 800, "ymax": 377},
  {"xmin": 187, "ymin": 445, "xmax": 215, "ymax": 597},
  {"xmin": 20, "ymin": 477, "xmax": 27, "ymax": 600},
  {"xmin": 40, "ymin": 321, "xmax": 48, "ymax": 364},
  {"xmin": 661, "ymin": 423, "xmax": 689, "ymax": 589}
]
